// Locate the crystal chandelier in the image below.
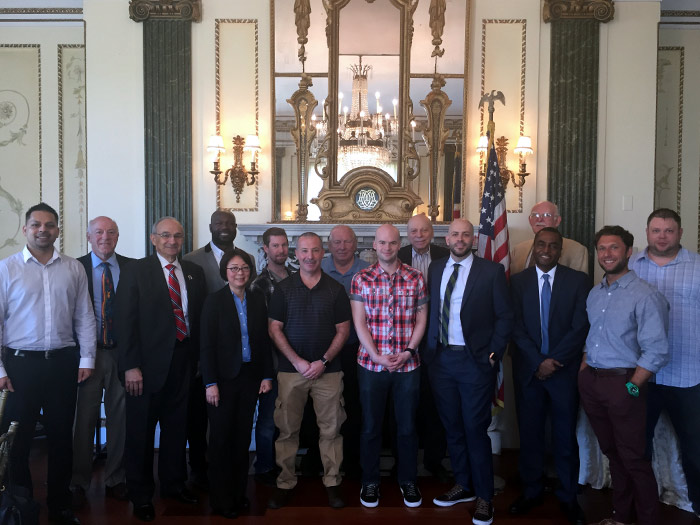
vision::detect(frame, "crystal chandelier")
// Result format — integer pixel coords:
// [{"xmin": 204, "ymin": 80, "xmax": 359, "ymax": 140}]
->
[{"xmin": 312, "ymin": 56, "xmax": 398, "ymax": 177}]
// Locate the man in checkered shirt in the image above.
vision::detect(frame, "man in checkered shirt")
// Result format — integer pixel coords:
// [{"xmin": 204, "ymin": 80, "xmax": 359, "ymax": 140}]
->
[{"xmin": 350, "ymin": 224, "xmax": 429, "ymax": 509}]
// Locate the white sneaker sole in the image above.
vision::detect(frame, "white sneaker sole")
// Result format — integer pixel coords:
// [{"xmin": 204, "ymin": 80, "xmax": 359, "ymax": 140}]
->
[
  {"xmin": 472, "ymin": 513, "xmax": 494, "ymax": 525},
  {"xmin": 360, "ymin": 488, "xmax": 379, "ymax": 508},
  {"xmin": 403, "ymin": 498, "xmax": 422, "ymax": 508},
  {"xmin": 433, "ymin": 495, "xmax": 476, "ymax": 507}
]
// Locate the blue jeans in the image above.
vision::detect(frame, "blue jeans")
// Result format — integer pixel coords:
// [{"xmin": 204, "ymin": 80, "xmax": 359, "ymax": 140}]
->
[
  {"xmin": 358, "ymin": 365, "xmax": 419, "ymax": 485},
  {"xmin": 254, "ymin": 379, "xmax": 278, "ymax": 474}
]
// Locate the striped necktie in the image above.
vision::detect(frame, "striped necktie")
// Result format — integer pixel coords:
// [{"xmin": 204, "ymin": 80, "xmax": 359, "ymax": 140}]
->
[
  {"xmin": 166, "ymin": 264, "xmax": 187, "ymax": 341},
  {"xmin": 100, "ymin": 262, "xmax": 115, "ymax": 347},
  {"xmin": 440, "ymin": 264, "xmax": 460, "ymax": 346}
]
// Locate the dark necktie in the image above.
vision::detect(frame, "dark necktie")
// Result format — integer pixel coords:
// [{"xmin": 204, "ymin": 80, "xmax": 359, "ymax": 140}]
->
[
  {"xmin": 100, "ymin": 262, "xmax": 115, "ymax": 347},
  {"xmin": 441, "ymin": 264, "xmax": 460, "ymax": 346},
  {"xmin": 166, "ymin": 264, "xmax": 187, "ymax": 341},
  {"xmin": 541, "ymin": 273, "xmax": 551, "ymax": 355}
]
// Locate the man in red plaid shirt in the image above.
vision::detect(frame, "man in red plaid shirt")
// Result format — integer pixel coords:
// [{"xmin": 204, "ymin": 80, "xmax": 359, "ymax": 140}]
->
[{"xmin": 350, "ymin": 224, "xmax": 429, "ymax": 509}]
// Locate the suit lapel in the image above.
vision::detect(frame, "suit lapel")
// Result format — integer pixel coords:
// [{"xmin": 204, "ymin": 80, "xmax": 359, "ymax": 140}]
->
[
  {"xmin": 461, "ymin": 257, "xmax": 482, "ymax": 308},
  {"xmin": 526, "ymin": 268, "xmax": 543, "ymax": 346},
  {"xmin": 549, "ymin": 265, "xmax": 565, "ymax": 323}
]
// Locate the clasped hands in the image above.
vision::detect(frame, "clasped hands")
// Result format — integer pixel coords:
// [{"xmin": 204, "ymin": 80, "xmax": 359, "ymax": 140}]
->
[
  {"xmin": 535, "ymin": 358, "xmax": 563, "ymax": 380},
  {"xmin": 371, "ymin": 351, "xmax": 411, "ymax": 373}
]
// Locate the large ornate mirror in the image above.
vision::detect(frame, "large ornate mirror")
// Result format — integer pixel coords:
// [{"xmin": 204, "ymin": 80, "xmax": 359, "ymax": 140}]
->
[{"xmin": 272, "ymin": 0, "xmax": 469, "ymax": 223}]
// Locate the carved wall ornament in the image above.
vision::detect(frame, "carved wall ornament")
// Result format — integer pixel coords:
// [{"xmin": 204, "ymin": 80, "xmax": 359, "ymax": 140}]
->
[
  {"xmin": 429, "ymin": 0, "xmax": 446, "ymax": 58},
  {"xmin": 294, "ymin": 0, "xmax": 312, "ymax": 67},
  {"xmin": 543, "ymin": 0, "xmax": 614, "ymax": 23},
  {"xmin": 129, "ymin": 0, "xmax": 202, "ymax": 22}
]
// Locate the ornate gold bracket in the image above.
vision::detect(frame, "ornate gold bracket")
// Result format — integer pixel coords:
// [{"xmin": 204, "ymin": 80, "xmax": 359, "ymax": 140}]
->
[
  {"xmin": 129, "ymin": 0, "xmax": 201, "ymax": 22},
  {"xmin": 287, "ymin": 74, "xmax": 318, "ymax": 221},
  {"xmin": 420, "ymin": 74, "xmax": 452, "ymax": 222},
  {"xmin": 543, "ymin": 0, "xmax": 614, "ymax": 23}
]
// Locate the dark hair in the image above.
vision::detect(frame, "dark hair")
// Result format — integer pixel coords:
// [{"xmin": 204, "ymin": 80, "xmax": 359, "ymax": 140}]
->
[
  {"xmin": 534, "ymin": 226, "xmax": 563, "ymax": 244},
  {"xmin": 647, "ymin": 208, "xmax": 681, "ymax": 228},
  {"xmin": 298, "ymin": 231, "xmax": 322, "ymax": 245},
  {"xmin": 263, "ymin": 227, "xmax": 288, "ymax": 246},
  {"xmin": 219, "ymin": 248, "xmax": 253, "ymax": 281},
  {"xmin": 26, "ymin": 202, "xmax": 59, "ymax": 223},
  {"xmin": 594, "ymin": 225, "xmax": 634, "ymax": 249}
]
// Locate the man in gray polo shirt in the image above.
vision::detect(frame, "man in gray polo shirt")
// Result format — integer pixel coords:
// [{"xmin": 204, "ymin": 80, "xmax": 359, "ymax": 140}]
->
[{"xmin": 578, "ymin": 225, "xmax": 669, "ymax": 525}]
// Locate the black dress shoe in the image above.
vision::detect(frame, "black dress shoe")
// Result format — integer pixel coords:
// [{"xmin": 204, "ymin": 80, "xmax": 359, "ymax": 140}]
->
[
  {"xmin": 163, "ymin": 488, "xmax": 199, "ymax": 505},
  {"xmin": 560, "ymin": 500, "xmax": 586, "ymax": 525},
  {"xmin": 267, "ymin": 487, "xmax": 293, "ymax": 509},
  {"xmin": 48, "ymin": 509, "xmax": 81, "ymax": 525},
  {"xmin": 71, "ymin": 486, "xmax": 87, "ymax": 510},
  {"xmin": 213, "ymin": 507, "xmax": 239, "ymax": 519},
  {"xmin": 133, "ymin": 503, "xmax": 156, "ymax": 522},
  {"xmin": 237, "ymin": 496, "xmax": 250, "ymax": 512},
  {"xmin": 105, "ymin": 482, "xmax": 129, "ymax": 501},
  {"xmin": 508, "ymin": 494, "xmax": 544, "ymax": 515}
]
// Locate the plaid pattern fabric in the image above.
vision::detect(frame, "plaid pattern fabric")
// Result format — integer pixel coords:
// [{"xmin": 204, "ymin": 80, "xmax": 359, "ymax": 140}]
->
[{"xmin": 350, "ymin": 262, "xmax": 429, "ymax": 373}]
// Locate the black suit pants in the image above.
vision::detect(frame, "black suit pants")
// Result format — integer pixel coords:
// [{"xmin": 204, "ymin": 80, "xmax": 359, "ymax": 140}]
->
[{"xmin": 125, "ymin": 339, "xmax": 191, "ymax": 504}]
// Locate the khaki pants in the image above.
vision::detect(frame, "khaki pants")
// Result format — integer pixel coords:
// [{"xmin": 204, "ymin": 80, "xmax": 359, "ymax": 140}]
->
[{"xmin": 274, "ymin": 371, "xmax": 346, "ymax": 489}]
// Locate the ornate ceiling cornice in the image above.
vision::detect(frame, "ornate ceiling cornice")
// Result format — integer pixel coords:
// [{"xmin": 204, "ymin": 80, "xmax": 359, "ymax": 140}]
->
[
  {"xmin": 543, "ymin": 0, "xmax": 614, "ymax": 23},
  {"xmin": 129, "ymin": 0, "xmax": 201, "ymax": 22}
]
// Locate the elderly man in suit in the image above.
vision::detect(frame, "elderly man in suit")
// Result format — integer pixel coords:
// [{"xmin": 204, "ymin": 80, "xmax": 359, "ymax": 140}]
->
[
  {"xmin": 424, "ymin": 218, "xmax": 513, "ymax": 525},
  {"xmin": 397, "ymin": 213, "xmax": 450, "ymax": 482},
  {"xmin": 71, "ymin": 216, "xmax": 134, "ymax": 509},
  {"xmin": 510, "ymin": 201, "xmax": 588, "ymax": 275},
  {"xmin": 116, "ymin": 216, "xmax": 206, "ymax": 522},
  {"xmin": 509, "ymin": 227, "xmax": 589, "ymax": 525},
  {"xmin": 182, "ymin": 209, "xmax": 255, "ymax": 488}
]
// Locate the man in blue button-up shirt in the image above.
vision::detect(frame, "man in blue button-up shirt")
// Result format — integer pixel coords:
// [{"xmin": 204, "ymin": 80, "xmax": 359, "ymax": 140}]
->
[
  {"xmin": 630, "ymin": 208, "xmax": 700, "ymax": 517},
  {"xmin": 579, "ymin": 225, "xmax": 669, "ymax": 525}
]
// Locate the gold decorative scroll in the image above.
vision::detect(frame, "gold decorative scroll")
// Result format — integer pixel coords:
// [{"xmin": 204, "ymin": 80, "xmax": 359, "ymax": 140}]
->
[
  {"xmin": 294, "ymin": 0, "xmax": 311, "ymax": 67},
  {"xmin": 420, "ymin": 74, "xmax": 451, "ymax": 221},
  {"xmin": 543, "ymin": 0, "xmax": 614, "ymax": 23},
  {"xmin": 129, "ymin": 0, "xmax": 202, "ymax": 22},
  {"xmin": 429, "ymin": 0, "xmax": 446, "ymax": 58},
  {"xmin": 287, "ymin": 74, "xmax": 318, "ymax": 221}
]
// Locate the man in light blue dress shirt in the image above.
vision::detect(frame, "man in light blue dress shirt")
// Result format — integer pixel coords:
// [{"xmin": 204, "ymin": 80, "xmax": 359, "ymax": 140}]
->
[{"xmin": 630, "ymin": 208, "xmax": 700, "ymax": 517}]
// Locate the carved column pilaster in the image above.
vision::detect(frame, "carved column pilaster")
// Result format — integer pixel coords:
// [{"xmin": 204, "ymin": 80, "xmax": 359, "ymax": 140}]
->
[
  {"xmin": 129, "ymin": 0, "xmax": 201, "ymax": 253},
  {"xmin": 544, "ymin": 0, "xmax": 613, "ymax": 272}
]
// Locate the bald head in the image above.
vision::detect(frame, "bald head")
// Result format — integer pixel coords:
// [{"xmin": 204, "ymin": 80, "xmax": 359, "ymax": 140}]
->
[
  {"xmin": 446, "ymin": 219, "xmax": 474, "ymax": 260},
  {"xmin": 374, "ymin": 224, "xmax": 401, "ymax": 267},
  {"xmin": 407, "ymin": 213, "xmax": 434, "ymax": 254},
  {"xmin": 210, "ymin": 209, "xmax": 237, "ymax": 248}
]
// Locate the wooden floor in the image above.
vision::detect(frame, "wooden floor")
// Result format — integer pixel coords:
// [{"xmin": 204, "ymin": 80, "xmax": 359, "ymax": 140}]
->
[{"xmin": 26, "ymin": 440, "xmax": 700, "ymax": 524}]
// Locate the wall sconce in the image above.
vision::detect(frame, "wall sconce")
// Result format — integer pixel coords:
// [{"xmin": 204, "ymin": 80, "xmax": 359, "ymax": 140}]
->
[
  {"xmin": 478, "ymin": 134, "xmax": 533, "ymax": 189},
  {"xmin": 208, "ymin": 134, "xmax": 261, "ymax": 203}
]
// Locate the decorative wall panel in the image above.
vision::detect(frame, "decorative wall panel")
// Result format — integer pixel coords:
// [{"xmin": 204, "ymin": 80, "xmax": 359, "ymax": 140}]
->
[
  {"xmin": 58, "ymin": 44, "xmax": 87, "ymax": 256},
  {"xmin": 0, "ymin": 45, "xmax": 41, "ymax": 259}
]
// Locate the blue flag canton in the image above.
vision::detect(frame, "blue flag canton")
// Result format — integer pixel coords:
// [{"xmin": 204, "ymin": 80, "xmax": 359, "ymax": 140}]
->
[{"xmin": 479, "ymin": 146, "xmax": 505, "ymax": 237}]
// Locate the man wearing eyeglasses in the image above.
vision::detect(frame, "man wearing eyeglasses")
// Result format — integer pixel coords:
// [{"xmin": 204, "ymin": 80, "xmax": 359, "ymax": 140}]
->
[
  {"xmin": 510, "ymin": 201, "xmax": 588, "ymax": 275},
  {"xmin": 183, "ymin": 208, "xmax": 256, "ymax": 489},
  {"xmin": 116, "ymin": 216, "xmax": 206, "ymax": 522}
]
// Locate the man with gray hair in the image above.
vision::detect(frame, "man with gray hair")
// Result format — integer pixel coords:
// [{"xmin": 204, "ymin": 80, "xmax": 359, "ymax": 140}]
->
[
  {"xmin": 116, "ymin": 216, "xmax": 206, "ymax": 522},
  {"xmin": 510, "ymin": 201, "xmax": 588, "ymax": 275},
  {"xmin": 71, "ymin": 216, "xmax": 134, "ymax": 509}
]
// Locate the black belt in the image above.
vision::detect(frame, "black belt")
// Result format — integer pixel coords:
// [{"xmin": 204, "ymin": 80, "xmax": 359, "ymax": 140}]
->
[
  {"xmin": 5, "ymin": 346, "xmax": 77, "ymax": 359},
  {"xmin": 438, "ymin": 343, "xmax": 466, "ymax": 352},
  {"xmin": 588, "ymin": 366, "xmax": 634, "ymax": 377}
]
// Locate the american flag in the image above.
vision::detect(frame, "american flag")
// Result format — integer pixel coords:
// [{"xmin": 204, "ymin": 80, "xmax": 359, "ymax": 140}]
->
[{"xmin": 477, "ymin": 141, "xmax": 510, "ymax": 413}]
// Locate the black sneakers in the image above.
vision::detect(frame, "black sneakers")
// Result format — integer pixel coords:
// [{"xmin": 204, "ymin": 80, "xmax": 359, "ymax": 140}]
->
[
  {"xmin": 433, "ymin": 484, "xmax": 477, "ymax": 506},
  {"xmin": 360, "ymin": 483, "xmax": 380, "ymax": 508},
  {"xmin": 399, "ymin": 482, "xmax": 422, "ymax": 507},
  {"xmin": 472, "ymin": 497, "xmax": 494, "ymax": 525}
]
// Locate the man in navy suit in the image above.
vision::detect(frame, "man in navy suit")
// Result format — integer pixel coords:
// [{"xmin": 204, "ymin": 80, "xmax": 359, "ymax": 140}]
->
[
  {"xmin": 424, "ymin": 218, "xmax": 513, "ymax": 525},
  {"xmin": 509, "ymin": 227, "xmax": 589, "ymax": 525},
  {"xmin": 116, "ymin": 216, "xmax": 206, "ymax": 522}
]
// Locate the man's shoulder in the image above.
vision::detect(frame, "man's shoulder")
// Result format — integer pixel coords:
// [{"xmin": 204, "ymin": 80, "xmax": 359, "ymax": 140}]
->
[
  {"xmin": 510, "ymin": 265, "xmax": 535, "ymax": 286},
  {"xmin": 562, "ymin": 237, "xmax": 587, "ymax": 253},
  {"xmin": 430, "ymin": 243, "xmax": 449, "ymax": 258},
  {"xmin": 181, "ymin": 258, "xmax": 206, "ymax": 277},
  {"xmin": 182, "ymin": 245, "xmax": 208, "ymax": 262},
  {"xmin": 512, "ymin": 238, "xmax": 533, "ymax": 253}
]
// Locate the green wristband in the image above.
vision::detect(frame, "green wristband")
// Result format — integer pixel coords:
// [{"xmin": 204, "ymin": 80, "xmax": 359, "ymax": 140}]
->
[{"xmin": 625, "ymin": 381, "xmax": 639, "ymax": 397}]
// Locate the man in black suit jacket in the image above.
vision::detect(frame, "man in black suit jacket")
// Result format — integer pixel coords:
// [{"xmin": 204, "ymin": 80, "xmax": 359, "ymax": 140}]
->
[
  {"xmin": 397, "ymin": 213, "xmax": 450, "ymax": 482},
  {"xmin": 509, "ymin": 227, "xmax": 589, "ymax": 525},
  {"xmin": 115, "ymin": 217, "xmax": 206, "ymax": 522},
  {"xmin": 71, "ymin": 216, "xmax": 134, "ymax": 509},
  {"xmin": 424, "ymin": 219, "xmax": 513, "ymax": 525}
]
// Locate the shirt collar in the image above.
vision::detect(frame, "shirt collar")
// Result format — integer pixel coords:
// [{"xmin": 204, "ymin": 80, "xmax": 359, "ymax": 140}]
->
[
  {"xmin": 209, "ymin": 240, "xmax": 225, "ymax": 259},
  {"xmin": 448, "ymin": 253, "xmax": 472, "ymax": 268},
  {"xmin": 156, "ymin": 252, "xmax": 180, "ymax": 270},
  {"xmin": 637, "ymin": 246, "xmax": 689, "ymax": 267},
  {"xmin": 91, "ymin": 251, "xmax": 118, "ymax": 268},
  {"xmin": 600, "ymin": 269, "xmax": 637, "ymax": 289},
  {"xmin": 23, "ymin": 246, "xmax": 59, "ymax": 265},
  {"xmin": 412, "ymin": 247, "xmax": 430, "ymax": 258},
  {"xmin": 535, "ymin": 264, "xmax": 557, "ymax": 280}
]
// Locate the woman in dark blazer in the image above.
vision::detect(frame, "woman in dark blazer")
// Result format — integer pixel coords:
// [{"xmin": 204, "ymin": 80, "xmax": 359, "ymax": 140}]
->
[{"xmin": 200, "ymin": 248, "xmax": 273, "ymax": 518}]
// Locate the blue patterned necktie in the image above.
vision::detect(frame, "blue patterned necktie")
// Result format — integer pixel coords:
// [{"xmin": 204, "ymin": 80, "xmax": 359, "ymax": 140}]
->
[
  {"xmin": 100, "ymin": 262, "xmax": 115, "ymax": 347},
  {"xmin": 541, "ymin": 273, "xmax": 551, "ymax": 355},
  {"xmin": 441, "ymin": 264, "xmax": 460, "ymax": 346}
]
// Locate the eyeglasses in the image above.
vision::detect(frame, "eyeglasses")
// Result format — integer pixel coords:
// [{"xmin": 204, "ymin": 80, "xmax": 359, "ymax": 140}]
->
[
  {"xmin": 155, "ymin": 232, "xmax": 185, "ymax": 240},
  {"xmin": 529, "ymin": 213, "xmax": 557, "ymax": 220},
  {"xmin": 227, "ymin": 266, "xmax": 251, "ymax": 273}
]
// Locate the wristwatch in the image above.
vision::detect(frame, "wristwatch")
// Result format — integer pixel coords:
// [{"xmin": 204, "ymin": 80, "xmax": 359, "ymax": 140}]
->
[
  {"xmin": 405, "ymin": 347, "xmax": 417, "ymax": 358},
  {"xmin": 625, "ymin": 381, "xmax": 640, "ymax": 397},
  {"xmin": 320, "ymin": 356, "xmax": 329, "ymax": 367}
]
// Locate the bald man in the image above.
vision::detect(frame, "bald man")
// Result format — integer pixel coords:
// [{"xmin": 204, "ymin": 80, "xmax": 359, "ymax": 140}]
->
[
  {"xmin": 351, "ymin": 224, "xmax": 428, "ymax": 508},
  {"xmin": 510, "ymin": 201, "xmax": 588, "ymax": 275},
  {"xmin": 424, "ymin": 219, "xmax": 513, "ymax": 525}
]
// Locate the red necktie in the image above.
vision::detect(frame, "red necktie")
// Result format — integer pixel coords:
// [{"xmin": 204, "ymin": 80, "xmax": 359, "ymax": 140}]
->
[{"xmin": 165, "ymin": 264, "xmax": 187, "ymax": 341}]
